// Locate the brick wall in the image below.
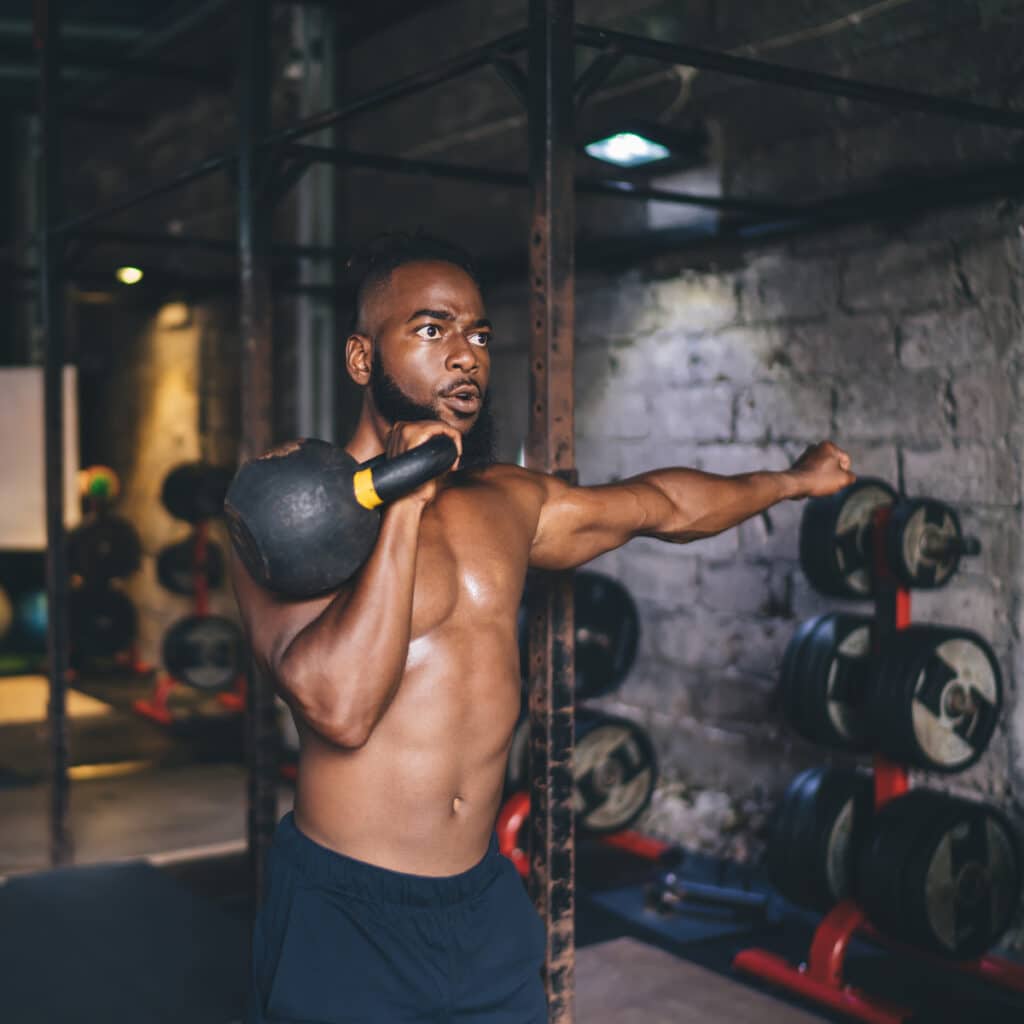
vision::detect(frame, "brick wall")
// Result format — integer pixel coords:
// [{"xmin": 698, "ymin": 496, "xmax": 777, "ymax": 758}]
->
[{"xmin": 486, "ymin": 200, "xmax": 1024, "ymax": 867}]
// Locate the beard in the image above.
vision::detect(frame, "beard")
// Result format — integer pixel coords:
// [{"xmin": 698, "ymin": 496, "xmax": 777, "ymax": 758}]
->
[{"xmin": 370, "ymin": 348, "xmax": 497, "ymax": 472}]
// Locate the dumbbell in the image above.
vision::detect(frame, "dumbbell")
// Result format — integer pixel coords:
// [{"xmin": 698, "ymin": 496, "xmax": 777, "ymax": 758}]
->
[{"xmin": 224, "ymin": 436, "xmax": 458, "ymax": 599}]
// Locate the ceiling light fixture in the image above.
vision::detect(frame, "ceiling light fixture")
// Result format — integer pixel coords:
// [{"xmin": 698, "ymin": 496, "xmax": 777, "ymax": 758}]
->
[{"xmin": 115, "ymin": 266, "xmax": 143, "ymax": 285}]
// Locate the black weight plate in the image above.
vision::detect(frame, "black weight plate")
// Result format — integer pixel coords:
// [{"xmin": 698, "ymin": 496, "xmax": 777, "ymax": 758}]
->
[
  {"xmin": 799, "ymin": 479, "xmax": 897, "ymax": 599},
  {"xmin": 504, "ymin": 710, "xmax": 531, "ymax": 794},
  {"xmin": 162, "ymin": 462, "xmax": 233, "ymax": 524},
  {"xmin": 70, "ymin": 586, "xmax": 136, "ymax": 657},
  {"xmin": 802, "ymin": 614, "xmax": 874, "ymax": 751},
  {"xmin": 574, "ymin": 570, "xmax": 640, "ymax": 698},
  {"xmin": 574, "ymin": 709, "xmax": 657, "ymax": 835},
  {"xmin": 767, "ymin": 766, "xmax": 871, "ymax": 912},
  {"xmin": 872, "ymin": 626, "xmax": 1002, "ymax": 773},
  {"xmin": 766, "ymin": 767, "xmax": 823, "ymax": 908},
  {"xmin": 779, "ymin": 615, "xmax": 827, "ymax": 740},
  {"xmin": 68, "ymin": 516, "xmax": 142, "ymax": 581},
  {"xmin": 163, "ymin": 614, "xmax": 244, "ymax": 691},
  {"xmin": 886, "ymin": 499, "xmax": 963, "ymax": 590},
  {"xmin": 156, "ymin": 536, "xmax": 225, "ymax": 595},
  {"xmin": 518, "ymin": 570, "xmax": 640, "ymax": 699},
  {"xmin": 862, "ymin": 791, "xmax": 1021, "ymax": 959}
]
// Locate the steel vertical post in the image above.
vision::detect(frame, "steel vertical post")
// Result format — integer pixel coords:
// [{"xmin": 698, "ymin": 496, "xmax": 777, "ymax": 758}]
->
[
  {"xmin": 35, "ymin": 0, "xmax": 72, "ymax": 868},
  {"xmin": 525, "ymin": 1, "xmax": 576, "ymax": 1021},
  {"xmin": 238, "ymin": 0, "xmax": 277, "ymax": 908}
]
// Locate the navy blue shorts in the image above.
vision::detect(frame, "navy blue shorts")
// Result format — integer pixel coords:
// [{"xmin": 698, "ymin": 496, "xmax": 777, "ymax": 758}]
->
[{"xmin": 247, "ymin": 813, "xmax": 548, "ymax": 1023}]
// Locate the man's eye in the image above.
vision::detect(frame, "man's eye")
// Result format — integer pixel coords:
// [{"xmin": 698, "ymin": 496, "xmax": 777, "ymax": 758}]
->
[
  {"xmin": 469, "ymin": 332, "xmax": 490, "ymax": 347},
  {"xmin": 416, "ymin": 324, "xmax": 443, "ymax": 339}
]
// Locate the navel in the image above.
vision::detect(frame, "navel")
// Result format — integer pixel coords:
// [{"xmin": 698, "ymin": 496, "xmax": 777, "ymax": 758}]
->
[{"xmin": 452, "ymin": 795, "xmax": 464, "ymax": 814}]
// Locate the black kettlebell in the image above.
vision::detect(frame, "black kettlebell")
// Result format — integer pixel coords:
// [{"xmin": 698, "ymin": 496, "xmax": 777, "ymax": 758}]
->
[{"xmin": 223, "ymin": 435, "xmax": 457, "ymax": 599}]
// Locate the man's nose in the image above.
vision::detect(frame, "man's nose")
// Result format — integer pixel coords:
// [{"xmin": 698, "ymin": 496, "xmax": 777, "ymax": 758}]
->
[{"xmin": 446, "ymin": 334, "xmax": 480, "ymax": 371}]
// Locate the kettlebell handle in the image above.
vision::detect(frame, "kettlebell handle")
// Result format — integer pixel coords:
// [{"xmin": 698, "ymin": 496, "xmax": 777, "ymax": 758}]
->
[{"xmin": 353, "ymin": 434, "xmax": 459, "ymax": 509}]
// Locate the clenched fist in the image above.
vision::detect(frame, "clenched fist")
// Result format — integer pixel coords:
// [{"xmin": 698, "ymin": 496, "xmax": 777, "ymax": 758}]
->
[{"xmin": 787, "ymin": 441, "xmax": 856, "ymax": 499}]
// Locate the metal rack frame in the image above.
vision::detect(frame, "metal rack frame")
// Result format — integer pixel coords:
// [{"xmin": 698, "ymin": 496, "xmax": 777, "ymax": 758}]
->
[{"xmin": 33, "ymin": 1, "xmax": 1024, "ymax": 1018}]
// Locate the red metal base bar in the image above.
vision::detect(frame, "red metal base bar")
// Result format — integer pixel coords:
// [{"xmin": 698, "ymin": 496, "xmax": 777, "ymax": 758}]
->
[
  {"xmin": 734, "ymin": 900, "xmax": 912, "ymax": 1024},
  {"xmin": 133, "ymin": 674, "xmax": 177, "ymax": 726},
  {"xmin": 216, "ymin": 674, "xmax": 247, "ymax": 711},
  {"xmin": 496, "ymin": 791, "xmax": 674, "ymax": 877},
  {"xmin": 114, "ymin": 643, "xmax": 154, "ymax": 677}
]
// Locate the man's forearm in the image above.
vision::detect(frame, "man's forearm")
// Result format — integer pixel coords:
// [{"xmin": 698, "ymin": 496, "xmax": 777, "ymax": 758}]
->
[
  {"xmin": 277, "ymin": 499, "xmax": 425, "ymax": 746},
  {"xmin": 637, "ymin": 467, "xmax": 801, "ymax": 543}
]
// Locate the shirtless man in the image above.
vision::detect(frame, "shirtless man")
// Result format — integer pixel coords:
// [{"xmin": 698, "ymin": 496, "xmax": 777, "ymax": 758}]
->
[{"xmin": 232, "ymin": 233, "xmax": 855, "ymax": 1024}]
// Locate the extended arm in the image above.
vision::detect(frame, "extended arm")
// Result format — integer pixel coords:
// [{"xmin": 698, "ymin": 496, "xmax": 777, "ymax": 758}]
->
[{"xmin": 529, "ymin": 441, "xmax": 854, "ymax": 570}]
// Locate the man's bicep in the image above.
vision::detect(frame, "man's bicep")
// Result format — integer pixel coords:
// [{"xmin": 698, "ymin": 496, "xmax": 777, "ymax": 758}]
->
[{"xmin": 528, "ymin": 477, "xmax": 669, "ymax": 570}]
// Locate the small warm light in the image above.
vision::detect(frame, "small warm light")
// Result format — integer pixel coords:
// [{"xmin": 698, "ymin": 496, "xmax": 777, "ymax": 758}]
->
[
  {"xmin": 115, "ymin": 266, "xmax": 144, "ymax": 285},
  {"xmin": 157, "ymin": 301, "xmax": 192, "ymax": 330},
  {"xmin": 584, "ymin": 132, "xmax": 671, "ymax": 168}
]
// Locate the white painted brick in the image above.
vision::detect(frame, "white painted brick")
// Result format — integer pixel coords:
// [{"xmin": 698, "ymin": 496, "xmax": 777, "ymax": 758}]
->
[
  {"xmin": 733, "ymin": 618, "xmax": 795, "ymax": 679},
  {"xmin": 951, "ymin": 363, "xmax": 1015, "ymax": 441},
  {"xmin": 956, "ymin": 507, "xmax": 1020, "ymax": 583},
  {"xmin": 653, "ymin": 271, "xmax": 739, "ymax": 333},
  {"xmin": 614, "ymin": 541, "xmax": 699, "ymax": 611},
  {"xmin": 696, "ymin": 442, "xmax": 791, "ymax": 476},
  {"xmin": 902, "ymin": 443, "xmax": 1021, "ymax": 506},
  {"xmin": 576, "ymin": 280, "xmax": 662, "ymax": 344},
  {"xmin": 841, "ymin": 241, "xmax": 960, "ymax": 313},
  {"xmin": 735, "ymin": 380, "xmax": 833, "ymax": 442},
  {"xmin": 577, "ymin": 388, "xmax": 650, "ymax": 440},
  {"xmin": 899, "ymin": 307, "xmax": 989, "ymax": 369},
  {"xmin": 786, "ymin": 314, "xmax": 896, "ymax": 377},
  {"xmin": 700, "ymin": 561, "xmax": 785, "ymax": 617},
  {"xmin": 651, "ymin": 384, "xmax": 733, "ymax": 442},
  {"xmin": 605, "ymin": 330, "xmax": 691, "ymax": 391},
  {"xmin": 958, "ymin": 234, "xmax": 1023, "ymax": 305},
  {"xmin": 834, "ymin": 369, "xmax": 948, "ymax": 443},
  {"xmin": 835, "ymin": 443, "xmax": 900, "ymax": 487},
  {"xmin": 694, "ymin": 667, "xmax": 777, "ymax": 725},
  {"xmin": 686, "ymin": 325, "xmax": 789, "ymax": 385},
  {"xmin": 738, "ymin": 498, "xmax": 802, "ymax": 563},
  {"xmin": 739, "ymin": 252, "xmax": 840, "ymax": 322}
]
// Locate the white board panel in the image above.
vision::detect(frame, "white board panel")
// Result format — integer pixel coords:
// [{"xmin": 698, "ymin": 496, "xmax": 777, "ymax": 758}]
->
[{"xmin": 0, "ymin": 366, "xmax": 80, "ymax": 549}]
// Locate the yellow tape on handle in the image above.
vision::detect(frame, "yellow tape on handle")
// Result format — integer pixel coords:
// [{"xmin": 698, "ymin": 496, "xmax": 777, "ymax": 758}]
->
[{"xmin": 352, "ymin": 468, "xmax": 383, "ymax": 510}]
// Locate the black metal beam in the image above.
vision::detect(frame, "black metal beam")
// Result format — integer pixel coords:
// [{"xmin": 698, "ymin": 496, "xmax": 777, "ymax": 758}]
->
[
  {"xmin": 263, "ymin": 28, "xmax": 528, "ymax": 147},
  {"xmin": 73, "ymin": 228, "xmax": 338, "ymax": 261},
  {"xmin": 574, "ymin": 23, "xmax": 1024, "ymax": 131},
  {"xmin": 35, "ymin": 0, "xmax": 73, "ymax": 868},
  {"xmin": 525, "ymin": 2, "xmax": 576, "ymax": 1022},
  {"xmin": 288, "ymin": 142, "xmax": 796, "ymax": 217},
  {"xmin": 238, "ymin": 0, "xmax": 278, "ymax": 913}
]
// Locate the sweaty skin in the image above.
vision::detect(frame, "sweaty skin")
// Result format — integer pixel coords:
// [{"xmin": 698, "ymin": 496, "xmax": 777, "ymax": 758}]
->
[{"xmin": 230, "ymin": 260, "xmax": 856, "ymax": 877}]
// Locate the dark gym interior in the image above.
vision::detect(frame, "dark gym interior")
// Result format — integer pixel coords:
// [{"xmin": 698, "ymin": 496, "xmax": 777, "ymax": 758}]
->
[{"xmin": 2, "ymin": 2, "xmax": 1024, "ymax": 1022}]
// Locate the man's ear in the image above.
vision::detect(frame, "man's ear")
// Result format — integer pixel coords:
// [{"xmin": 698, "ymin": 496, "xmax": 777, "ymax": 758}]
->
[{"xmin": 346, "ymin": 333, "xmax": 372, "ymax": 386}]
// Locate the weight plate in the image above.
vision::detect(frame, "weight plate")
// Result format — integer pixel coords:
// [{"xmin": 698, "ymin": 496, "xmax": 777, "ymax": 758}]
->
[
  {"xmin": 779, "ymin": 615, "xmax": 827, "ymax": 739},
  {"xmin": 505, "ymin": 711, "xmax": 531, "ymax": 794},
  {"xmin": 162, "ymin": 614, "xmax": 244, "ymax": 691},
  {"xmin": 801, "ymin": 614, "xmax": 874, "ymax": 751},
  {"xmin": 887, "ymin": 499, "xmax": 963, "ymax": 590},
  {"xmin": 156, "ymin": 536, "xmax": 225, "ymax": 595},
  {"xmin": 767, "ymin": 766, "xmax": 872, "ymax": 913},
  {"xmin": 574, "ymin": 710, "xmax": 657, "ymax": 835},
  {"xmin": 799, "ymin": 479, "xmax": 897, "ymax": 598},
  {"xmin": 574, "ymin": 571, "xmax": 640, "ymax": 699},
  {"xmin": 68, "ymin": 516, "xmax": 142, "ymax": 581},
  {"xmin": 70, "ymin": 586, "xmax": 136, "ymax": 657},
  {"xmin": 518, "ymin": 570, "xmax": 640, "ymax": 699},
  {"xmin": 162, "ymin": 462, "xmax": 233, "ymax": 524},
  {"xmin": 873, "ymin": 626, "xmax": 1001, "ymax": 772},
  {"xmin": 860, "ymin": 791, "xmax": 1021, "ymax": 959}
]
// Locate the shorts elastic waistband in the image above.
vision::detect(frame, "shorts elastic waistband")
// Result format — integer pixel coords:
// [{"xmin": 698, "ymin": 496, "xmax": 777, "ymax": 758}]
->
[{"xmin": 273, "ymin": 812, "xmax": 503, "ymax": 907}]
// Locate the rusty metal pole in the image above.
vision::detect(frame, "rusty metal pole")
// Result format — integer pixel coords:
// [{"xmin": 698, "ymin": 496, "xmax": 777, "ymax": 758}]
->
[
  {"xmin": 35, "ymin": 0, "xmax": 73, "ymax": 868},
  {"xmin": 238, "ymin": 0, "xmax": 277, "ymax": 909},
  {"xmin": 525, "ymin": 1, "xmax": 576, "ymax": 1021}
]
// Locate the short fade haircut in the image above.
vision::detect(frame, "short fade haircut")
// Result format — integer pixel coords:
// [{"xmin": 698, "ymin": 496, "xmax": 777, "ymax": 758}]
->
[{"xmin": 346, "ymin": 230, "xmax": 481, "ymax": 334}]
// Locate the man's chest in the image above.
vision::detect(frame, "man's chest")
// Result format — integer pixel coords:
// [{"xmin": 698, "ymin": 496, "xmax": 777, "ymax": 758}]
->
[{"xmin": 409, "ymin": 485, "xmax": 533, "ymax": 639}]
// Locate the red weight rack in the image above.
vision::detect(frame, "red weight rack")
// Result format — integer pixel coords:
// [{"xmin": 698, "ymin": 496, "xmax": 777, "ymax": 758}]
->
[
  {"xmin": 134, "ymin": 521, "xmax": 244, "ymax": 724},
  {"xmin": 733, "ymin": 505, "xmax": 1024, "ymax": 1023}
]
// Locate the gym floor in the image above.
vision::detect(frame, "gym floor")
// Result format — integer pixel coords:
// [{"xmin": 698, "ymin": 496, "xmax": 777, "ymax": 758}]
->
[{"xmin": 2, "ymin": 672, "xmax": 1023, "ymax": 1023}]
